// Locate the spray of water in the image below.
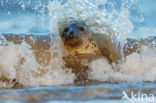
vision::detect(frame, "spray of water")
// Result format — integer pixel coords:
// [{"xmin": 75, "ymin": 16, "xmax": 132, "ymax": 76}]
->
[{"xmin": 0, "ymin": 0, "xmax": 155, "ymax": 88}]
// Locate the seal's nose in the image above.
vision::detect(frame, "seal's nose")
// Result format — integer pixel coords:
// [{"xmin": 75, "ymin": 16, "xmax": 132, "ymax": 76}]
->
[{"xmin": 62, "ymin": 22, "xmax": 86, "ymax": 46}]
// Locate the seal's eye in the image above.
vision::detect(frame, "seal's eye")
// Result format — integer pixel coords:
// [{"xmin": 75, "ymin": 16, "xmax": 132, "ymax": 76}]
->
[
  {"xmin": 80, "ymin": 27, "xmax": 84, "ymax": 31},
  {"xmin": 64, "ymin": 28, "xmax": 69, "ymax": 33}
]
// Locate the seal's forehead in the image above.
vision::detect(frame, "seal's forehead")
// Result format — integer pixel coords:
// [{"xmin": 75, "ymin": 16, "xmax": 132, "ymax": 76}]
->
[{"xmin": 66, "ymin": 22, "xmax": 86, "ymax": 27}]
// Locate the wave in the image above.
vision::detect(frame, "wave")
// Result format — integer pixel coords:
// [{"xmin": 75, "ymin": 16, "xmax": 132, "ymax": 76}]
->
[{"xmin": 0, "ymin": 0, "xmax": 155, "ymax": 89}]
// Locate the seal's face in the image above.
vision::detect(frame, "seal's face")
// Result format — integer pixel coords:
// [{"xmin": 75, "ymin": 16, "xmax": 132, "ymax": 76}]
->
[{"xmin": 62, "ymin": 22, "xmax": 88, "ymax": 47}]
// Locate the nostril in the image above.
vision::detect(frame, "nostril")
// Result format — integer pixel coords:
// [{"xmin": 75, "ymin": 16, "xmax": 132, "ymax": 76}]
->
[
  {"xmin": 64, "ymin": 28, "xmax": 69, "ymax": 33},
  {"xmin": 69, "ymin": 31, "xmax": 74, "ymax": 35},
  {"xmin": 80, "ymin": 27, "xmax": 84, "ymax": 31}
]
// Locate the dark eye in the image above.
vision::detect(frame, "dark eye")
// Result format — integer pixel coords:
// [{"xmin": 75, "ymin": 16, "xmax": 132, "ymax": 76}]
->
[
  {"xmin": 80, "ymin": 27, "xmax": 84, "ymax": 31},
  {"xmin": 64, "ymin": 28, "xmax": 69, "ymax": 33}
]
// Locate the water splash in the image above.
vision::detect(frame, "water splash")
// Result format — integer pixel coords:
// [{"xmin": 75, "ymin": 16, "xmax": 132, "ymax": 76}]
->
[
  {"xmin": 0, "ymin": 0, "xmax": 155, "ymax": 89},
  {"xmin": 48, "ymin": 0, "xmax": 134, "ymax": 41},
  {"xmin": 88, "ymin": 46, "xmax": 156, "ymax": 82},
  {"xmin": 0, "ymin": 35, "xmax": 75, "ymax": 88}
]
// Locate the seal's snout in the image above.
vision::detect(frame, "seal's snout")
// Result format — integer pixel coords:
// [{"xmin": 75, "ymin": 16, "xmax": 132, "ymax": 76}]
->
[{"xmin": 62, "ymin": 22, "xmax": 87, "ymax": 47}]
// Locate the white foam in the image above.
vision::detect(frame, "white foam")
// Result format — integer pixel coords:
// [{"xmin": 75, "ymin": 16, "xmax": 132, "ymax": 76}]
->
[
  {"xmin": 0, "ymin": 37, "xmax": 75, "ymax": 88},
  {"xmin": 88, "ymin": 46, "xmax": 156, "ymax": 82}
]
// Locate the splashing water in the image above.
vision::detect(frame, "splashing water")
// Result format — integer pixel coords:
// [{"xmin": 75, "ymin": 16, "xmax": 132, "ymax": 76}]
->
[
  {"xmin": 0, "ymin": 35, "xmax": 75, "ymax": 88},
  {"xmin": 0, "ymin": 0, "xmax": 156, "ymax": 102}
]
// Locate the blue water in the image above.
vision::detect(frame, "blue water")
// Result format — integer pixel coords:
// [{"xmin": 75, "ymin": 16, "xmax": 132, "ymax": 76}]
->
[
  {"xmin": 0, "ymin": 0, "xmax": 156, "ymax": 37},
  {"xmin": 0, "ymin": 0, "xmax": 156, "ymax": 103},
  {"xmin": 0, "ymin": 82, "xmax": 156, "ymax": 102},
  {"xmin": 129, "ymin": 0, "xmax": 156, "ymax": 38}
]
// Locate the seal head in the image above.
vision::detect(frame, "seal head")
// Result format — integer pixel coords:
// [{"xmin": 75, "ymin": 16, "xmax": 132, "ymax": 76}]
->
[{"xmin": 61, "ymin": 22, "xmax": 88, "ymax": 47}]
